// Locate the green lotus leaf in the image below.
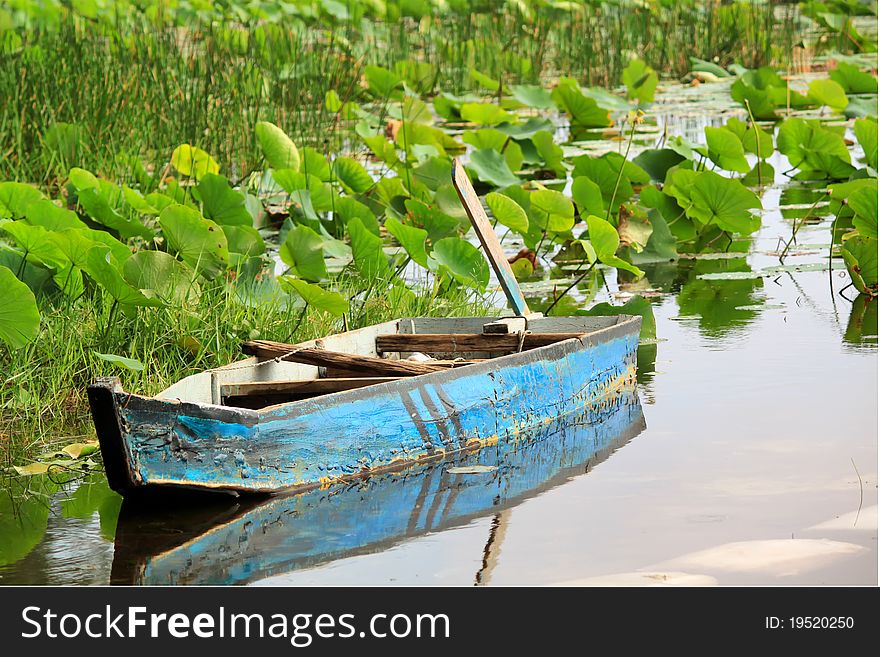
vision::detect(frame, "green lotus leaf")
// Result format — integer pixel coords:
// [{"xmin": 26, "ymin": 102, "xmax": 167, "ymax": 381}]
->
[
  {"xmin": 854, "ymin": 117, "xmax": 877, "ymax": 170},
  {"xmin": 571, "ymin": 176, "xmax": 605, "ymax": 218},
  {"xmin": 122, "ymin": 187, "xmax": 159, "ymax": 216},
  {"xmin": 394, "ymin": 59, "xmax": 436, "ymax": 96},
  {"xmin": 587, "ymin": 215, "xmax": 644, "ymax": 276},
  {"xmin": 828, "ymin": 178, "xmax": 876, "ymax": 219},
  {"xmin": 641, "ymin": 184, "xmax": 697, "ymax": 242},
  {"xmin": 385, "ymin": 216, "xmax": 429, "ymax": 268},
  {"xmin": 332, "ymin": 156, "xmax": 374, "ymax": 194},
  {"xmin": 364, "ymin": 65, "xmax": 404, "ymax": 99},
  {"xmin": 301, "ymin": 147, "xmax": 332, "ymax": 181},
  {"xmin": 122, "ymin": 250, "xmax": 199, "ymax": 305},
  {"xmin": 571, "ymin": 153, "xmax": 647, "ymax": 210},
  {"xmin": 510, "ymin": 84, "xmax": 554, "ymax": 109},
  {"xmin": 388, "ymin": 96, "xmax": 433, "ymax": 125},
  {"xmin": 530, "ymin": 189, "xmax": 574, "ymax": 232},
  {"xmin": 622, "ymin": 58, "xmax": 658, "ymax": 103},
  {"xmin": 431, "ymin": 236, "xmax": 489, "ymax": 290},
  {"xmin": 222, "ymin": 225, "xmax": 265, "ymax": 260},
  {"xmin": 807, "ymin": 78, "xmax": 849, "ymax": 111},
  {"xmin": 486, "ymin": 192, "xmax": 529, "ymax": 234},
  {"xmin": 158, "ymin": 204, "xmax": 229, "ymax": 279},
  {"xmin": 531, "ymin": 130, "xmax": 565, "ymax": 176},
  {"xmin": 1, "ymin": 220, "xmax": 68, "ymax": 271},
  {"xmin": 581, "ymin": 86, "xmax": 633, "ymax": 112},
  {"xmin": 704, "ymin": 126, "xmax": 750, "ymax": 173},
  {"xmin": 469, "ymin": 68, "xmax": 504, "ymax": 94},
  {"xmin": 413, "ymin": 157, "xmax": 452, "ymax": 191},
  {"xmin": 666, "ymin": 135, "xmax": 706, "ymax": 161},
  {"xmin": 433, "ymin": 184, "xmax": 468, "ymax": 222},
  {"xmin": 255, "ymin": 122, "xmax": 300, "ymax": 172},
  {"xmin": 510, "ymin": 257, "xmax": 534, "ymax": 280},
  {"xmin": 730, "ymin": 67, "xmax": 783, "ymax": 120},
  {"xmin": 632, "ymin": 148, "xmax": 687, "ymax": 182},
  {"xmin": 841, "ymin": 236, "xmax": 878, "ymax": 297},
  {"xmin": 195, "ymin": 174, "xmax": 252, "ymax": 226},
  {"xmin": 777, "ymin": 118, "xmax": 854, "ymax": 179},
  {"xmin": 850, "ymin": 184, "xmax": 878, "ymax": 238},
  {"xmin": 348, "ymin": 216, "xmax": 390, "ymax": 279},
  {"xmin": 496, "ymin": 117, "xmax": 555, "ymax": 140},
  {"xmin": 361, "ymin": 133, "xmax": 400, "ymax": 167},
  {"xmin": 586, "ymin": 214, "xmax": 620, "ymax": 259},
  {"xmin": 279, "ymin": 223, "xmax": 327, "ymax": 282},
  {"xmin": 551, "ymin": 78, "xmax": 612, "ymax": 128},
  {"xmin": 25, "ymin": 199, "xmax": 87, "ymax": 231},
  {"xmin": 405, "ymin": 199, "xmax": 461, "ymax": 242},
  {"xmin": 68, "ymin": 168, "xmax": 101, "ymax": 191},
  {"xmin": 460, "ymin": 103, "xmax": 516, "ymax": 126},
  {"xmin": 722, "ymin": 117, "xmax": 774, "ymax": 158},
  {"xmin": 77, "ymin": 186, "xmax": 154, "ymax": 240},
  {"xmin": 334, "ymin": 196, "xmax": 380, "ymax": 236},
  {"xmin": 461, "ymin": 129, "xmax": 524, "ymax": 172},
  {"xmin": 688, "ymin": 171, "xmax": 762, "ymax": 234},
  {"xmin": 0, "ymin": 265, "xmax": 40, "ymax": 349},
  {"xmin": 0, "ymin": 182, "xmax": 43, "ymax": 219},
  {"xmin": 82, "ymin": 247, "xmax": 163, "ymax": 307},
  {"xmin": 467, "ymin": 148, "xmax": 521, "ymax": 188},
  {"xmin": 280, "ymin": 277, "xmax": 349, "ymax": 317},
  {"xmin": 843, "ymin": 95, "xmax": 878, "ymax": 120},
  {"xmin": 829, "ymin": 61, "xmax": 877, "ymax": 94},
  {"xmin": 170, "ymin": 144, "xmax": 219, "ymax": 180},
  {"xmin": 395, "ymin": 122, "xmax": 460, "ymax": 156},
  {"xmin": 629, "ymin": 208, "xmax": 678, "ymax": 264}
]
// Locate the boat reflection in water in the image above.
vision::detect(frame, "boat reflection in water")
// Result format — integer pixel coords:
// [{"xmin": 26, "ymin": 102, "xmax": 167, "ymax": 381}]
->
[{"xmin": 111, "ymin": 391, "xmax": 646, "ymax": 585}]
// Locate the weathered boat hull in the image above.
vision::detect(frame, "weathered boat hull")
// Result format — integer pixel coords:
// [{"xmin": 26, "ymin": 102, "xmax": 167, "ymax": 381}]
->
[
  {"xmin": 89, "ymin": 316, "xmax": 641, "ymax": 496},
  {"xmin": 111, "ymin": 391, "xmax": 646, "ymax": 585}
]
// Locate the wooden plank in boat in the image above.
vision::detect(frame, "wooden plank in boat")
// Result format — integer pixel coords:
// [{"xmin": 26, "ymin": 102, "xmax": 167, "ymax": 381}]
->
[
  {"xmin": 375, "ymin": 332, "xmax": 585, "ymax": 354},
  {"xmin": 241, "ymin": 340, "xmax": 480, "ymax": 377},
  {"xmin": 221, "ymin": 377, "xmax": 401, "ymax": 398}
]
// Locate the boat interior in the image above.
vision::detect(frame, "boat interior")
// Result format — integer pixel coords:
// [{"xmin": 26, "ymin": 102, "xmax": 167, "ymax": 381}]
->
[{"xmin": 156, "ymin": 315, "xmax": 630, "ymax": 410}]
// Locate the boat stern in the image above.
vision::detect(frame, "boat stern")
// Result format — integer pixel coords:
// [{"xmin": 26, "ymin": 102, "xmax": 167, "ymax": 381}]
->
[{"xmin": 87, "ymin": 376, "xmax": 141, "ymax": 495}]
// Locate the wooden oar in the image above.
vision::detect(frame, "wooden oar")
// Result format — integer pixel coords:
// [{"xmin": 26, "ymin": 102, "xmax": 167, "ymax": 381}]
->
[{"xmin": 451, "ymin": 158, "xmax": 534, "ymax": 318}]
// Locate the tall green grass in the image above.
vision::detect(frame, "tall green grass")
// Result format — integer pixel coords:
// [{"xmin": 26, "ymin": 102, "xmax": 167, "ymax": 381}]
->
[{"xmin": 0, "ymin": 2, "xmax": 803, "ymax": 184}]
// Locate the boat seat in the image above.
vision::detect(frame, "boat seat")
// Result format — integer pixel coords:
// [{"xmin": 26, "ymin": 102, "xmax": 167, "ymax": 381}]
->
[{"xmin": 220, "ymin": 377, "xmax": 401, "ymax": 409}]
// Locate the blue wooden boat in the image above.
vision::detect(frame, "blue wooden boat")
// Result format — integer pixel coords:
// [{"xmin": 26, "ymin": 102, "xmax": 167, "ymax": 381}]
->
[
  {"xmin": 88, "ymin": 161, "xmax": 642, "ymax": 497},
  {"xmin": 110, "ymin": 393, "xmax": 646, "ymax": 585}
]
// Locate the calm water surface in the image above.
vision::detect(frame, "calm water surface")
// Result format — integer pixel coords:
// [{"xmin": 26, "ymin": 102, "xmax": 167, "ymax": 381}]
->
[{"xmin": 0, "ymin": 79, "xmax": 876, "ymax": 586}]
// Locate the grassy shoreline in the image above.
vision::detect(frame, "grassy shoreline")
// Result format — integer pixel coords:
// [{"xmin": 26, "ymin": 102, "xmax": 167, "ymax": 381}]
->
[{"xmin": 0, "ymin": 273, "xmax": 490, "ymax": 465}]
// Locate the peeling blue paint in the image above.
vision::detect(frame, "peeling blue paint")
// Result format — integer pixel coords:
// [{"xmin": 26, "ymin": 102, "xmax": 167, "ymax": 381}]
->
[{"xmin": 112, "ymin": 326, "xmax": 639, "ymax": 493}]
